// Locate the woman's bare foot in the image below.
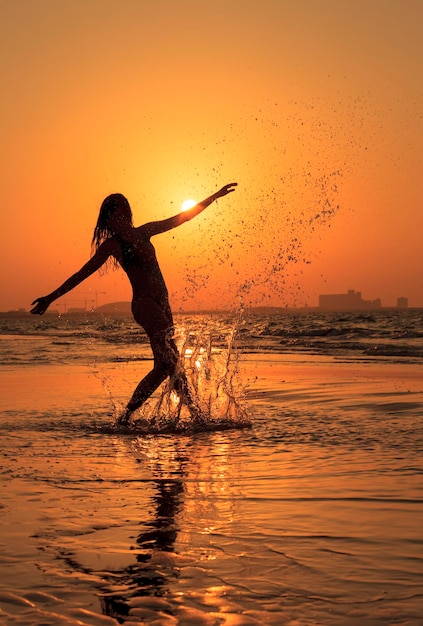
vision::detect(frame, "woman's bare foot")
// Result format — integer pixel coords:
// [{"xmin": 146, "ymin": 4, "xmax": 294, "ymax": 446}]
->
[{"xmin": 116, "ymin": 409, "xmax": 132, "ymax": 427}]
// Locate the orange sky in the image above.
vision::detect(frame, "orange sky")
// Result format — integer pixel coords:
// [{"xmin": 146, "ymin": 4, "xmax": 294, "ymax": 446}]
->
[{"xmin": 1, "ymin": 0, "xmax": 422, "ymax": 311}]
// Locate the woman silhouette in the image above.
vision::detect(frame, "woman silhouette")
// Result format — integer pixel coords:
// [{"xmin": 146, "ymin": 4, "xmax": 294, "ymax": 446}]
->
[{"xmin": 31, "ymin": 183, "xmax": 237, "ymax": 424}]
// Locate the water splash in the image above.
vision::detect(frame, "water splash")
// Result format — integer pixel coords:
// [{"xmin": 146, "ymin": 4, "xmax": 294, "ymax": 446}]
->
[{"xmin": 112, "ymin": 313, "xmax": 251, "ymax": 434}]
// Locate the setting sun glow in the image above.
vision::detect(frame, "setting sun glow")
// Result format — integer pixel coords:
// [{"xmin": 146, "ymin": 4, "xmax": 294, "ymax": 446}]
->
[{"xmin": 181, "ymin": 199, "xmax": 197, "ymax": 212}]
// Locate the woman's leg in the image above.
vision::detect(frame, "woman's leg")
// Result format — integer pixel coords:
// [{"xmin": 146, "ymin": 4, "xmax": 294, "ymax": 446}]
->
[
  {"xmin": 118, "ymin": 298, "xmax": 189, "ymax": 423},
  {"xmin": 124, "ymin": 331, "xmax": 178, "ymax": 414}
]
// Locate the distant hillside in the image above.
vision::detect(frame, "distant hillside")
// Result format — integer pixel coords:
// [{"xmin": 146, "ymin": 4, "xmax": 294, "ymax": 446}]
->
[
  {"xmin": 96, "ymin": 301, "xmax": 132, "ymax": 314},
  {"xmin": 94, "ymin": 303, "xmax": 311, "ymax": 316}
]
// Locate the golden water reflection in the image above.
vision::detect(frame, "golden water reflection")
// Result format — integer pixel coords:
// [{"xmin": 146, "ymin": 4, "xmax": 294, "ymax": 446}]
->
[{"xmin": 100, "ymin": 433, "xmax": 241, "ymax": 622}]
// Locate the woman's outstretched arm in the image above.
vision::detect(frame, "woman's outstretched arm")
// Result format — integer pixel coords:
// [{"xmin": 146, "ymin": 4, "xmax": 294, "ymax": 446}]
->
[
  {"xmin": 144, "ymin": 183, "xmax": 237, "ymax": 237},
  {"xmin": 30, "ymin": 240, "xmax": 113, "ymax": 315}
]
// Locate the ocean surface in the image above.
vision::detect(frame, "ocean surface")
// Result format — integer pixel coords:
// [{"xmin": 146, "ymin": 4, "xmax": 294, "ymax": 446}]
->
[{"xmin": 1, "ymin": 309, "xmax": 422, "ymax": 625}]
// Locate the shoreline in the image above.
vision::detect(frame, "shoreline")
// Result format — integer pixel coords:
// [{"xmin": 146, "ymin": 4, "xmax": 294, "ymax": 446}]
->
[{"xmin": 1, "ymin": 329, "xmax": 422, "ymax": 624}]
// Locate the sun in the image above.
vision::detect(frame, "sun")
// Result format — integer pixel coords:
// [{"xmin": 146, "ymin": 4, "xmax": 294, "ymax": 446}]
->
[{"xmin": 181, "ymin": 198, "xmax": 197, "ymax": 212}]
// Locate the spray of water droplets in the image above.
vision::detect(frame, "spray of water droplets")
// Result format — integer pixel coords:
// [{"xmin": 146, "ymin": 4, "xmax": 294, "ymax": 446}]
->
[
  {"xmin": 110, "ymin": 312, "xmax": 251, "ymax": 434},
  {"xmin": 164, "ymin": 100, "xmax": 363, "ymax": 310}
]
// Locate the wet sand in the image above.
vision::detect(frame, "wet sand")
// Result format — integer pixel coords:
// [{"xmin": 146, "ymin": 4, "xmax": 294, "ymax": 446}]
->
[{"xmin": 1, "ymin": 355, "xmax": 422, "ymax": 625}]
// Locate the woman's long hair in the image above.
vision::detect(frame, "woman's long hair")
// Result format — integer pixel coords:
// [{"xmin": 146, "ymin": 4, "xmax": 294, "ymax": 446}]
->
[{"xmin": 91, "ymin": 193, "xmax": 133, "ymax": 270}]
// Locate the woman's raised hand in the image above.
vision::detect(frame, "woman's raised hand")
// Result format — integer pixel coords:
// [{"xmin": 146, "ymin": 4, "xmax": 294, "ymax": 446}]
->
[{"xmin": 216, "ymin": 183, "xmax": 237, "ymax": 198}]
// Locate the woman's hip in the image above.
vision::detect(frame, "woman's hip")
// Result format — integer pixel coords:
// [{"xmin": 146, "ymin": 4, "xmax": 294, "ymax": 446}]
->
[{"xmin": 131, "ymin": 297, "xmax": 174, "ymax": 335}]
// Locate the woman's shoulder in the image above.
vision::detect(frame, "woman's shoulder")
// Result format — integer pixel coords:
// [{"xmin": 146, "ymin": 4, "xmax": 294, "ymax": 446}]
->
[
  {"xmin": 101, "ymin": 236, "xmax": 120, "ymax": 250},
  {"xmin": 134, "ymin": 224, "xmax": 151, "ymax": 237},
  {"xmin": 95, "ymin": 236, "xmax": 122, "ymax": 259}
]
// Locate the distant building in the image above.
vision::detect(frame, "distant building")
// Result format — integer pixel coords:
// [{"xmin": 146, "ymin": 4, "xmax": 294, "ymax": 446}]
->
[
  {"xmin": 397, "ymin": 297, "xmax": 408, "ymax": 309},
  {"xmin": 0, "ymin": 308, "xmax": 28, "ymax": 317},
  {"xmin": 319, "ymin": 289, "xmax": 382, "ymax": 311}
]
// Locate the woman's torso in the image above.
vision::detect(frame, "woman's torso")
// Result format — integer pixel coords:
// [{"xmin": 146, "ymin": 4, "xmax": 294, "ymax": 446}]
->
[{"xmin": 111, "ymin": 229, "xmax": 169, "ymax": 306}]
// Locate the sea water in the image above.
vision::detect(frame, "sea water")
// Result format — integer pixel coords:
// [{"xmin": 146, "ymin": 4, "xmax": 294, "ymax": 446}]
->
[{"xmin": 0, "ymin": 309, "xmax": 422, "ymax": 625}]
